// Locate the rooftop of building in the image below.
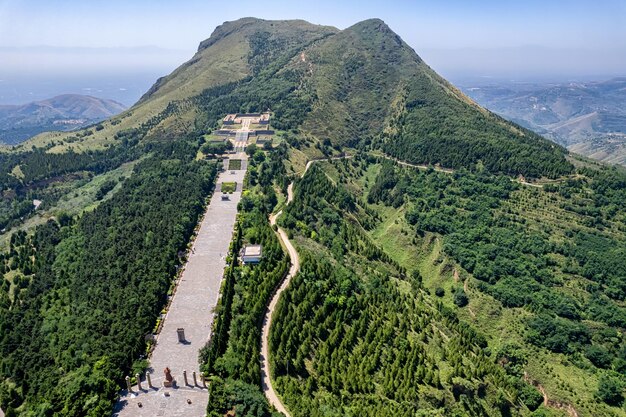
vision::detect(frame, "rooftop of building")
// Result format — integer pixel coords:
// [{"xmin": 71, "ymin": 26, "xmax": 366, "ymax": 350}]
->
[{"xmin": 242, "ymin": 244, "xmax": 262, "ymax": 257}]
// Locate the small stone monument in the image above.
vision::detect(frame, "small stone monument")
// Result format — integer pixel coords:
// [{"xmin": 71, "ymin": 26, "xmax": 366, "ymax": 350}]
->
[
  {"xmin": 177, "ymin": 328, "xmax": 186, "ymax": 343},
  {"xmin": 163, "ymin": 367, "xmax": 174, "ymax": 388}
]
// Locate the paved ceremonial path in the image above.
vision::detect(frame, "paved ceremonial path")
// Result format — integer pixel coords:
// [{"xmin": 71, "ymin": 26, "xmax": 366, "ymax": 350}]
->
[{"xmin": 113, "ymin": 151, "xmax": 247, "ymax": 416}]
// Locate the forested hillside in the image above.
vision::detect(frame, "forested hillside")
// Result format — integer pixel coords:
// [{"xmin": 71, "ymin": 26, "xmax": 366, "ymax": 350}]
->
[
  {"xmin": 0, "ymin": 140, "xmax": 218, "ymax": 415},
  {"xmin": 0, "ymin": 143, "xmax": 140, "ymax": 233},
  {"xmin": 269, "ymin": 164, "xmax": 544, "ymax": 416},
  {"xmin": 298, "ymin": 155, "xmax": 626, "ymax": 416},
  {"xmin": 381, "ymin": 80, "xmax": 572, "ymax": 178},
  {"xmin": 0, "ymin": 16, "xmax": 623, "ymax": 417}
]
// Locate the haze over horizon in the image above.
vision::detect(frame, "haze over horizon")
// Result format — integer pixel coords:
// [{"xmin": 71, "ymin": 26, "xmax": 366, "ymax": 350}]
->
[{"xmin": 1, "ymin": 0, "xmax": 625, "ymax": 105}]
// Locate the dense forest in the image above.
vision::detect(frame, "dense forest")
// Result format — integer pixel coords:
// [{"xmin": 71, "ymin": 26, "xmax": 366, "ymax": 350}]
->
[
  {"xmin": 0, "ymin": 140, "xmax": 217, "ymax": 416},
  {"xmin": 313, "ymin": 155, "xmax": 626, "ymax": 415},
  {"xmin": 269, "ymin": 164, "xmax": 544, "ymax": 416},
  {"xmin": 0, "ymin": 143, "xmax": 140, "ymax": 231},
  {"xmin": 366, "ymin": 161, "xmax": 626, "ymax": 367}
]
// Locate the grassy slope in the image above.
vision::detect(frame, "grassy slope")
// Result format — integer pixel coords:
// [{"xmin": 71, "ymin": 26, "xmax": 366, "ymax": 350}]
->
[
  {"xmin": 0, "ymin": 18, "xmax": 337, "ymax": 244},
  {"xmin": 297, "ymin": 19, "xmax": 416, "ymax": 144},
  {"xmin": 318, "ymin": 157, "xmax": 625, "ymax": 417},
  {"xmin": 288, "ymin": 19, "xmax": 570, "ymax": 180},
  {"xmin": 5, "ymin": 16, "xmax": 568, "ymax": 182}
]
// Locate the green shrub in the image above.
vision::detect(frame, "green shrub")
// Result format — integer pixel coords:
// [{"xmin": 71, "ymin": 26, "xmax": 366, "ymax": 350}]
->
[
  {"xmin": 453, "ymin": 288, "xmax": 469, "ymax": 307},
  {"xmin": 596, "ymin": 374, "xmax": 624, "ymax": 406},
  {"xmin": 585, "ymin": 345, "xmax": 612, "ymax": 369}
]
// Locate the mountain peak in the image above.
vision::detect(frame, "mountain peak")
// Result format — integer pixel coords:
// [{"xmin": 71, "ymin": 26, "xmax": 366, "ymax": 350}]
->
[
  {"xmin": 340, "ymin": 17, "xmax": 413, "ymax": 58},
  {"xmin": 29, "ymin": 17, "xmax": 571, "ymax": 180},
  {"xmin": 198, "ymin": 17, "xmax": 338, "ymax": 52},
  {"xmin": 198, "ymin": 17, "xmax": 261, "ymax": 51},
  {"xmin": 349, "ymin": 18, "xmax": 389, "ymax": 30}
]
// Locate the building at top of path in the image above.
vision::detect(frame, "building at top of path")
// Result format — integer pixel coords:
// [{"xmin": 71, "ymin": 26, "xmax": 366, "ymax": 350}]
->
[{"xmin": 222, "ymin": 112, "xmax": 270, "ymax": 125}]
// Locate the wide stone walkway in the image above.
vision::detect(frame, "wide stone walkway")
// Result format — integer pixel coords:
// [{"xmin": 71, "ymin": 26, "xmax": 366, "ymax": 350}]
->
[{"xmin": 113, "ymin": 155, "xmax": 247, "ymax": 417}]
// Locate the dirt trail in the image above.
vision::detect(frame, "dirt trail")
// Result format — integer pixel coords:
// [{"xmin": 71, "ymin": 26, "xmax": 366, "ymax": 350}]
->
[
  {"xmin": 260, "ymin": 156, "xmax": 351, "ymax": 416},
  {"xmin": 376, "ymin": 153, "xmax": 545, "ymax": 188},
  {"xmin": 524, "ymin": 373, "xmax": 579, "ymax": 417},
  {"xmin": 260, "ymin": 208, "xmax": 298, "ymax": 416}
]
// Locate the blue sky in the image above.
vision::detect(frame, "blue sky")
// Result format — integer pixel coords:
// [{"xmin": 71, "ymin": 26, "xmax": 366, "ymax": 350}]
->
[
  {"xmin": 0, "ymin": 0, "xmax": 625, "ymax": 103},
  {"xmin": 1, "ymin": 0, "xmax": 625, "ymax": 50}
]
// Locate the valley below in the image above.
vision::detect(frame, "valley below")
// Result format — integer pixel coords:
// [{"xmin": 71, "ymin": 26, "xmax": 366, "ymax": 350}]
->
[{"xmin": 458, "ymin": 77, "xmax": 626, "ymax": 166}]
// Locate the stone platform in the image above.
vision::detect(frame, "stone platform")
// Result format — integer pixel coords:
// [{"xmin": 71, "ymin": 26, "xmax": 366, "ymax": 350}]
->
[{"xmin": 113, "ymin": 155, "xmax": 248, "ymax": 417}]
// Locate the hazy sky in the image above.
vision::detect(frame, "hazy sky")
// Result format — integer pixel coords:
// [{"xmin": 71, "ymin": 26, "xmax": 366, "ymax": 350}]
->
[
  {"xmin": 2, "ymin": 0, "xmax": 625, "ymax": 50},
  {"xmin": 1, "ymin": 0, "xmax": 625, "ymax": 103}
]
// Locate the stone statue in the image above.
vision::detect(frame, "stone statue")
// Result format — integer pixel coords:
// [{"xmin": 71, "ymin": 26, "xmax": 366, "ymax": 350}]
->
[{"xmin": 163, "ymin": 367, "xmax": 174, "ymax": 387}]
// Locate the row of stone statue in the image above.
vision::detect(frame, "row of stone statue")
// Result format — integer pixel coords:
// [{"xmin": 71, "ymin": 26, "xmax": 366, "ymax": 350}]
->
[{"xmin": 124, "ymin": 367, "xmax": 207, "ymax": 392}]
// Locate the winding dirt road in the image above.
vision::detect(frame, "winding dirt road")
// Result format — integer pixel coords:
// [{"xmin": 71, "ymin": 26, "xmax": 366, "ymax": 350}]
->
[
  {"xmin": 260, "ymin": 184, "xmax": 297, "ymax": 417},
  {"xmin": 260, "ymin": 167, "xmax": 302, "ymax": 415},
  {"xmin": 260, "ymin": 156, "xmax": 351, "ymax": 416},
  {"xmin": 377, "ymin": 153, "xmax": 546, "ymax": 188}
]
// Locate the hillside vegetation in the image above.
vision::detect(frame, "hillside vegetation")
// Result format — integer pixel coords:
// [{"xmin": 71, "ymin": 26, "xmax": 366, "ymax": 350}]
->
[
  {"xmin": 296, "ymin": 19, "xmax": 571, "ymax": 178},
  {"xmin": 270, "ymin": 165, "xmax": 545, "ymax": 416},
  {"xmin": 0, "ymin": 16, "xmax": 623, "ymax": 417},
  {"xmin": 15, "ymin": 18, "xmax": 571, "ymax": 179},
  {"xmin": 304, "ymin": 155, "xmax": 626, "ymax": 416},
  {"xmin": 0, "ymin": 139, "xmax": 218, "ymax": 414}
]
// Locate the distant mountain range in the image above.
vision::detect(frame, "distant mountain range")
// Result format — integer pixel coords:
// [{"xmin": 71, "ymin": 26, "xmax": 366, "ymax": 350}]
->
[
  {"xmin": 459, "ymin": 78, "xmax": 626, "ymax": 165},
  {"xmin": 0, "ymin": 94, "xmax": 126, "ymax": 145}
]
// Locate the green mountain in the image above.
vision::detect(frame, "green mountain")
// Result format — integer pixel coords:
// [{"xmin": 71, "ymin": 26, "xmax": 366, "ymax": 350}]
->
[
  {"xmin": 0, "ymin": 17, "xmax": 624, "ymax": 417},
  {"xmin": 21, "ymin": 18, "xmax": 569, "ymax": 178}
]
